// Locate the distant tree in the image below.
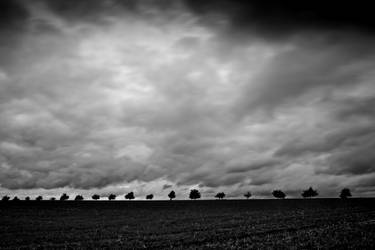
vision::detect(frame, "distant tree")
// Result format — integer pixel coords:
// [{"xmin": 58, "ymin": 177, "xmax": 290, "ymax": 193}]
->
[
  {"xmin": 146, "ymin": 194, "xmax": 153, "ymax": 200},
  {"xmin": 108, "ymin": 194, "xmax": 116, "ymax": 200},
  {"xmin": 301, "ymin": 187, "xmax": 318, "ymax": 198},
  {"xmin": 168, "ymin": 190, "xmax": 176, "ymax": 200},
  {"xmin": 2, "ymin": 196, "xmax": 10, "ymax": 202},
  {"xmin": 25, "ymin": 196, "xmax": 30, "ymax": 201},
  {"xmin": 272, "ymin": 190, "xmax": 286, "ymax": 199},
  {"xmin": 74, "ymin": 195, "xmax": 84, "ymax": 201},
  {"xmin": 244, "ymin": 192, "xmax": 252, "ymax": 199},
  {"xmin": 125, "ymin": 192, "xmax": 135, "ymax": 200},
  {"xmin": 189, "ymin": 189, "xmax": 201, "ymax": 200},
  {"xmin": 215, "ymin": 192, "xmax": 225, "ymax": 200},
  {"xmin": 50, "ymin": 197, "xmax": 56, "ymax": 201},
  {"xmin": 92, "ymin": 194, "xmax": 100, "ymax": 200},
  {"xmin": 340, "ymin": 188, "xmax": 352, "ymax": 199},
  {"xmin": 60, "ymin": 193, "xmax": 69, "ymax": 201},
  {"xmin": 12, "ymin": 196, "xmax": 20, "ymax": 201},
  {"xmin": 36, "ymin": 196, "xmax": 43, "ymax": 201}
]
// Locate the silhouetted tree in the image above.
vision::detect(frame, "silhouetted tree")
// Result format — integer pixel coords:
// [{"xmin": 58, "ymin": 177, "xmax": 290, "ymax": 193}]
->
[
  {"xmin": 92, "ymin": 194, "xmax": 100, "ymax": 200},
  {"xmin": 74, "ymin": 195, "xmax": 84, "ymax": 201},
  {"xmin": 2, "ymin": 196, "xmax": 10, "ymax": 202},
  {"xmin": 215, "ymin": 192, "xmax": 225, "ymax": 200},
  {"xmin": 125, "ymin": 192, "xmax": 135, "ymax": 200},
  {"xmin": 340, "ymin": 188, "xmax": 352, "ymax": 199},
  {"xmin": 146, "ymin": 194, "xmax": 153, "ymax": 200},
  {"xmin": 272, "ymin": 190, "xmax": 286, "ymax": 199},
  {"xmin": 189, "ymin": 189, "xmax": 201, "ymax": 200},
  {"xmin": 50, "ymin": 197, "xmax": 56, "ymax": 201},
  {"xmin": 36, "ymin": 196, "xmax": 43, "ymax": 201},
  {"xmin": 168, "ymin": 190, "xmax": 176, "ymax": 200},
  {"xmin": 244, "ymin": 192, "xmax": 252, "ymax": 199},
  {"xmin": 108, "ymin": 194, "xmax": 116, "ymax": 200},
  {"xmin": 25, "ymin": 196, "xmax": 30, "ymax": 201},
  {"xmin": 12, "ymin": 196, "xmax": 20, "ymax": 201},
  {"xmin": 301, "ymin": 187, "xmax": 318, "ymax": 198},
  {"xmin": 60, "ymin": 193, "xmax": 69, "ymax": 201}
]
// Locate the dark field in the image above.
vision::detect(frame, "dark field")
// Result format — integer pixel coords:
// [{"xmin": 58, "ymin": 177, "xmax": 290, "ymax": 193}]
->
[{"xmin": 1, "ymin": 199, "xmax": 375, "ymax": 249}]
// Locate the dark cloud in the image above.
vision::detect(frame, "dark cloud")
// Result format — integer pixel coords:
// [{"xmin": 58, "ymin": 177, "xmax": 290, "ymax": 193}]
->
[
  {"xmin": 162, "ymin": 184, "xmax": 172, "ymax": 190},
  {"xmin": 184, "ymin": 0, "xmax": 375, "ymax": 39},
  {"xmin": 0, "ymin": 0, "xmax": 29, "ymax": 29},
  {"xmin": 226, "ymin": 159, "xmax": 279, "ymax": 174},
  {"xmin": 0, "ymin": 0, "xmax": 375, "ymax": 197},
  {"xmin": 324, "ymin": 139, "xmax": 375, "ymax": 176}
]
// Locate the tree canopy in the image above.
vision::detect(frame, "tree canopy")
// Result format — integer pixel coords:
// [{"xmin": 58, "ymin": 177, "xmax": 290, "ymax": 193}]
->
[
  {"xmin": 189, "ymin": 189, "xmax": 201, "ymax": 200},
  {"xmin": 340, "ymin": 188, "xmax": 352, "ymax": 199},
  {"xmin": 60, "ymin": 193, "xmax": 69, "ymax": 201},
  {"xmin": 74, "ymin": 195, "xmax": 84, "ymax": 201},
  {"xmin": 92, "ymin": 194, "xmax": 100, "ymax": 200},
  {"xmin": 272, "ymin": 190, "xmax": 286, "ymax": 199},
  {"xmin": 244, "ymin": 192, "xmax": 252, "ymax": 199},
  {"xmin": 125, "ymin": 192, "xmax": 135, "ymax": 200},
  {"xmin": 301, "ymin": 187, "xmax": 318, "ymax": 198},
  {"xmin": 168, "ymin": 190, "xmax": 176, "ymax": 200},
  {"xmin": 215, "ymin": 192, "xmax": 225, "ymax": 199}
]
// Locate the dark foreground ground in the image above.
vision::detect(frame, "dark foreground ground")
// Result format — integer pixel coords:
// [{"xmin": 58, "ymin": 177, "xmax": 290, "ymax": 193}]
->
[{"xmin": 1, "ymin": 199, "xmax": 375, "ymax": 249}]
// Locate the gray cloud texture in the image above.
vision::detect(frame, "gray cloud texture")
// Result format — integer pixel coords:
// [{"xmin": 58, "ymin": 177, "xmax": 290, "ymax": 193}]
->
[{"xmin": 1, "ymin": 0, "xmax": 375, "ymax": 198}]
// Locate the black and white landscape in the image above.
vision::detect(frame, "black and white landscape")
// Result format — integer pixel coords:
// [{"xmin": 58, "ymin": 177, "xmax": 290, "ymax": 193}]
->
[{"xmin": 1, "ymin": 0, "xmax": 375, "ymax": 248}]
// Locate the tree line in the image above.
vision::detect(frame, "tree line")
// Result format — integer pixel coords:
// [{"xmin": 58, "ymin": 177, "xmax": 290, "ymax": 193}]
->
[{"xmin": 1, "ymin": 187, "xmax": 353, "ymax": 202}]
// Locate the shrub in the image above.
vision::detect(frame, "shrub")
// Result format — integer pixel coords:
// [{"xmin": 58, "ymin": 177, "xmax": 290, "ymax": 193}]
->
[
  {"xmin": 244, "ymin": 192, "xmax": 252, "ymax": 199},
  {"xmin": 146, "ymin": 194, "xmax": 153, "ymax": 200},
  {"xmin": 215, "ymin": 192, "xmax": 225, "ymax": 199},
  {"xmin": 189, "ymin": 189, "xmax": 201, "ymax": 200},
  {"xmin": 301, "ymin": 187, "xmax": 318, "ymax": 198},
  {"xmin": 74, "ymin": 195, "xmax": 84, "ymax": 201},
  {"xmin": 50, "ymin": 197, "xmax": 56, "ymax": 201},
  {"xmin": 25, "ymin": 196, "xmax": 30, "ymax": 201},
  {"xmin": 12, "ymin": 196, "xmax": 20, "ymax": 201},
  {"xmin": 125, "ymin": 192, "xmax": 135, "ymax": 200},
  {"xmin": 272, "ymin": 190, "xmax": 286, "ymax": 199},
  {"xmin": 36, "ymin": 196, "xmax": 43, "ymax": 201},
  {"xmin": 92, "ymin": 194, "xmax": 100, "ymax": 200},
  {"xmin": 1, "ymin": 196, "xmax": 10, "ymax": 202},
  {"xmin": 168, "ymin": 190, "xmax": 176, "ymax": 200},
  {"xmin": 340, "ymin": 188, "xmax": 352, "ymax": 199},
  {"xmin": 108, "ymin": 194, "xmax": 116, "ymax": 200},
  {"xmin": 60, "ymin": 193, "xmax": 69, "ymax": 201}
]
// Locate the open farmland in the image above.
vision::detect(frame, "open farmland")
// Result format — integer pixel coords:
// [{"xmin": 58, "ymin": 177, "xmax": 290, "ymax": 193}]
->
[{"xmin": 1, "ymin": 199, "xmax": 375, "ymax": 249}]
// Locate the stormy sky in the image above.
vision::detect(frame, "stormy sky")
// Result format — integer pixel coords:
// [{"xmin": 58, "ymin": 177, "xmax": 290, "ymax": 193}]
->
[{"xmin": 1, "ymin": 0, "xmax": 375, "ymax": 199}]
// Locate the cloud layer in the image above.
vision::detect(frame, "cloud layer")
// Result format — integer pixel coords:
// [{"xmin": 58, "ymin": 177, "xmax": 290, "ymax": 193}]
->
[{"xmin": 1, "ymin": 0, "xmax": 375, "ymax": 198}]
